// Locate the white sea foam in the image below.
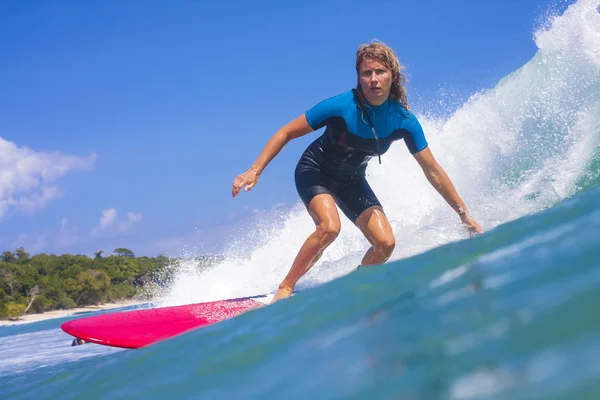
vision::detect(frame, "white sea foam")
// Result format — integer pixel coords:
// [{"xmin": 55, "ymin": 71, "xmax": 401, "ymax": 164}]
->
[{"xmin": 157, "ymin": 0, "xmax": 600, "ymax": 307}]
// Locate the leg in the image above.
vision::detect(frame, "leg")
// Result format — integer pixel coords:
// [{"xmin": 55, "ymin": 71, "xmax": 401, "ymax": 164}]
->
[
  {"xmin": 271, "ymin": 194, "xmax": 341, "ymax": 304},
  {"xmin": 335, "ymin": 176, "xmax": 394, "ymax": 267},
  {"xmin": 355, "ymin": 206, "xmax": 396, "ymax": 266}
]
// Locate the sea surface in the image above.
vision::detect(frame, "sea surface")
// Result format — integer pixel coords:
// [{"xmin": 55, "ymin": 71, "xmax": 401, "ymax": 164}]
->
[{"xmin": 1, "ymin": 0, "xmax": 599, "ymax": 398}]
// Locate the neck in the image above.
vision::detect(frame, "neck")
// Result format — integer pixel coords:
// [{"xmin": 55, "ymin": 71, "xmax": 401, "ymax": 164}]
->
[{"xmin": 365, "ymin": 95, "xmax": 388, "ymax": 107}]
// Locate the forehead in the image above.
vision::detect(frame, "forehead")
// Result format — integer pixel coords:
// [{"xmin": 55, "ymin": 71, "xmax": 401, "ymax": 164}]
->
[{"xmin": 359, "ymin": 58, "xmax": 387, "ymax": 71}]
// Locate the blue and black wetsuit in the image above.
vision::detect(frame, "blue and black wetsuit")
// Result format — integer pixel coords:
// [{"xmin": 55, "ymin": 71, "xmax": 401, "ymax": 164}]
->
[{"xmin": 295, "ymin": 90, "xmax": 428, "ymax": 222}]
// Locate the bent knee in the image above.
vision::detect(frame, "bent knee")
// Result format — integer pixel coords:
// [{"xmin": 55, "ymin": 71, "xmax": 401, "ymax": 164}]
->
[
  {"xmin": 374, "ymin": 237, "xmax": 396, "ymax": 255},
  {"xmin": 316, "ymin": 222, "xmax": 341, "ymax": 243}
]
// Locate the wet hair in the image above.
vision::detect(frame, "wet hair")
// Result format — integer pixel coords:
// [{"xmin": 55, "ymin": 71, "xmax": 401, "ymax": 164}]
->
[{"xmin": 355, "ymin": 40, "xmax": 410, "ymax": 110}]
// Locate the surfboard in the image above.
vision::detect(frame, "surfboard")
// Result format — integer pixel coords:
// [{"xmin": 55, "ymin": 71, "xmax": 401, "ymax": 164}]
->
[{"xmin": 60, "ymin": 293, "xmax": 274, "ymax": 349}]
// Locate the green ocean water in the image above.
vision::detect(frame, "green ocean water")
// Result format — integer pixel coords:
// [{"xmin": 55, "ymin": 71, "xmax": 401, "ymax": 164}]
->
[{"xmin": 2, "ymin": 183, "xmax": 599, "ymax": 400}]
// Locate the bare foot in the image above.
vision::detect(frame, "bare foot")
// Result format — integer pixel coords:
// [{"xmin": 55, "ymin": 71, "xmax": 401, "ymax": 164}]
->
[{"xmin": 270, "ymin": 287, "xmax": 293, "ymax": 304}]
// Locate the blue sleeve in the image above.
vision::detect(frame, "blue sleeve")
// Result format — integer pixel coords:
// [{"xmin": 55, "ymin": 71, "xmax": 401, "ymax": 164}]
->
[
  {"xmin": 402, "ymin": 112, "xmax": 428, "ymax": 154},
  {"xmin": 305, "ymin": 92, "xmax": 350, "ymax": 130}
]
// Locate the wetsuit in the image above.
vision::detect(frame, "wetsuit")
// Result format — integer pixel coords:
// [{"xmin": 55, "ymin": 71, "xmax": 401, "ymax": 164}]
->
[{"xmin": 295, "ymin": 90, "xmax": 428, "ymax": 222}]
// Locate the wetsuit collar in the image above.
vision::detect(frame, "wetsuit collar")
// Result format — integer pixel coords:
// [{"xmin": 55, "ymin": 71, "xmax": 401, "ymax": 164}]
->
[{"xmin": 364, "ymin": 96, "xmax": 391, "ymax": 111}]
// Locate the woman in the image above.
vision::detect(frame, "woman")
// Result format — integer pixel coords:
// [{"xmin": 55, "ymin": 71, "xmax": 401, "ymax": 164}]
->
[{"xmin": 232, "ymin": 41, "xmax": 483, "ymax": 303}]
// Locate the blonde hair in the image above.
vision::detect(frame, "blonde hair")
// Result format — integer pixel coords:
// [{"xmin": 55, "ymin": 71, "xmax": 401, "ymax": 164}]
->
[{"xmin": 355, "ymin": 40, "xmax": 410, "ymax": 110}]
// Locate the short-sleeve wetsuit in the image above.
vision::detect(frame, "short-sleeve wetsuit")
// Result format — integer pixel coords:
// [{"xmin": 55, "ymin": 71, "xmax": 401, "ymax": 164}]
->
[{"xmin": 295, "ymin": 90, "xmax": 428, "ymax": 222}]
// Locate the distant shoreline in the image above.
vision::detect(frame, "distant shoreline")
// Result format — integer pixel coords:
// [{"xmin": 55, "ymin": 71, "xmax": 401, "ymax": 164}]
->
[{"xmin": 0, "ymin": 298, "xmax": 149, "ymax": 327}]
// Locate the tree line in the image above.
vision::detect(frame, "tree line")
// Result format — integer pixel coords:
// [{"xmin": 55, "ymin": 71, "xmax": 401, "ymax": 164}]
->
[{"xmin": 0, "ymin": 247, "xmax": 221, "ymax": 320}]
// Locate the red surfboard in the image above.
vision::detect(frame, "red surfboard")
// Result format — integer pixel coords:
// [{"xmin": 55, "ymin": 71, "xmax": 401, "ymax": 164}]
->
[{"xmin": 61, "ymin": 293, "xmax": 273, "ymax": 349}]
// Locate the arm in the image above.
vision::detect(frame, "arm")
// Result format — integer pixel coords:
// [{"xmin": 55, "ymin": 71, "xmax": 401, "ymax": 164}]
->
[
  {"xmin": 232, "ymin": 114, "xmax": 313, "ymax": 197},
  {"xmin": 250, "ymin": 114, "xmax": 314, "ymax": 176},
  {"xmin": 413, "ymin": 147, "xmax": 483, "ymax": 235}
]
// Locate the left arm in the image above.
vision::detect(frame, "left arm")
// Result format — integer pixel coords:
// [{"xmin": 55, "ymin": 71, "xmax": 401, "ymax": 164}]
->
[{"xmin": 413, "ymin": 147, "xmax": 483, "ymax": 235}]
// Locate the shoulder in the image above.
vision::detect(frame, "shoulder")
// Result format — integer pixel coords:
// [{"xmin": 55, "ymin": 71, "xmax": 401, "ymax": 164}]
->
[
  {"xmin": 391, "ymin": 103, "xmax": 428, "ymax": 153},
  {"xmin": 391, "ymin": 102, "xmax": 421, "ymax": 127},
  {"xmin": 389, "ymin": 100, "xmax": 415, "ymax": 118},
  {"xmin": 305, "ymin": 90, "xmax": 357, "ymax": 129},
  {"xmin": 312, "ymin": 90, "xmax": 355, "ymax": 109}
]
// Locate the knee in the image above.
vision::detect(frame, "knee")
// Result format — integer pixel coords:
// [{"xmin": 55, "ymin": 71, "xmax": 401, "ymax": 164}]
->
[
  {"xmin": 316, "ymin": 221, "xmax": 341, "ymax": 244},
  {"xmin": 374, "ymin": 236, "xmax": 396, "ymax": 256}
]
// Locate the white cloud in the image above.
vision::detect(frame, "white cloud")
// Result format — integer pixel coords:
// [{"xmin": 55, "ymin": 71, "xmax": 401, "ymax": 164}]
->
[
  {"xmin": 10, "ymin": 208, "xmax": 144, "ymax": 254},
  {"xmin": 92, "ymin": 208, "xmax": 143, "ymax": 236},
  {"xmin": 11, "ymin": 233, "xmax": 49, "ymax": 253},
  {"xmin": 0, "ymin": 136, "xmax": 96, "ymax": 221},
  {"xmin": 98, "ymin": 208, "xmax": 118, "ymax": 230},
  {"xmin": 118, "ymin": 211, "xmax": 143, "ymax": 233},
  {"xmin": 17, "ymin": 186, "xmax": 62, "ymax": 214},
  {"xmin": 127, "ymin": 212, "xmax": 143, "ymax": 222}
]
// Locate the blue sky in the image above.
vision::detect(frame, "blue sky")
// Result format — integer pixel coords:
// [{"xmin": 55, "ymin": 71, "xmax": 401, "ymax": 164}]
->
[{"xmin": 0, "ymin": 0, "xmax": 574, "ymax": 257}]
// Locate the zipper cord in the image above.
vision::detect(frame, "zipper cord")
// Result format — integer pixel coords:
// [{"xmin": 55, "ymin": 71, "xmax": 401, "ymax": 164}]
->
[{"xmin": 352, "ymin": 89, "xmax": 382, "ymax": 164}]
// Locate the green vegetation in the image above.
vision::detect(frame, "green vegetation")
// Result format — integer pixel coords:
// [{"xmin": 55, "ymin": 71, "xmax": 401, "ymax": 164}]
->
[{"xmin": 0, "ymin": 247, "xmax": 221, "ymax": 320}]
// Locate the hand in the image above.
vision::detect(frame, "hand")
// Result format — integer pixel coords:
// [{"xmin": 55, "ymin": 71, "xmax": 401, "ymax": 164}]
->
[
  {"xmin": 232, "ymin": 168, "xmax": 260, "ymax": 197},
  {"xmin": 460, "ymin": 213, "xmax": 483, "ymax": 236}
]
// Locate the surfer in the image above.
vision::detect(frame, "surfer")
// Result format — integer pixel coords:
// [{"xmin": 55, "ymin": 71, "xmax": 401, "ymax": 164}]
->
[{"xmin": 232, "ymin": 40, "xmax": 483, "ymax": 303}]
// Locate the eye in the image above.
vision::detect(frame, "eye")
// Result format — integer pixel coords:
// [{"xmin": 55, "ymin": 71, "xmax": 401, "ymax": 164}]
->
[
  {"xmin": 361, "ymin": 71, "xmax": 371, "ymax": 77},
  {"xmin": 376, "ymin": 69, "xmax": 387, "ymax": 75}
]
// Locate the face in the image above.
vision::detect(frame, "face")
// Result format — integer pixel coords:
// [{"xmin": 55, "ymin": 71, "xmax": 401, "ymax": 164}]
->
[{"xmin": 358, "ymin": 58, "xmax": 393, "ymax": 106}]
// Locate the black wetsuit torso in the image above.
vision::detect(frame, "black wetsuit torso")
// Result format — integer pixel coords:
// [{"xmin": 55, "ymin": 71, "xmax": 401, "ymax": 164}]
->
[{"xmin": 295, "ymin": 90, "xmax": 428, "ymax": 222}]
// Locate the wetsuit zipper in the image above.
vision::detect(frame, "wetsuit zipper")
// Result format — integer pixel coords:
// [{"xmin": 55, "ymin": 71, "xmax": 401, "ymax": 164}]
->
[{"xmin": 352, "ymin": 89, "xmax": 382, "ymax": 164}]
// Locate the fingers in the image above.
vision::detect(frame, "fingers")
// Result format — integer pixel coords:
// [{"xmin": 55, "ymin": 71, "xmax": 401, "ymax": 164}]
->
[
  {"xmin": 232, "ymin": 173, "xmax": 258, "ymax": 197},
  {"xmin": 232, "ymin": 179, "xmax": 240, "ymax": 197},
  {"xmin": 471, "ymin": 220, "xmax": 483, "ymax": 234},
  {"xmin": 232, "ymin": 181, "xmax": 246, "ymax": 197},
  {"xmin": 232, "ymin": 176, "xmax": 245, "ymax": 197},
  {"xmin": 467, "ymin": 222, "xmax": 483, "ymax": 235},
  {"xmin": 461, "ymin": 215, "xmax": 483, "ymax": 236}
]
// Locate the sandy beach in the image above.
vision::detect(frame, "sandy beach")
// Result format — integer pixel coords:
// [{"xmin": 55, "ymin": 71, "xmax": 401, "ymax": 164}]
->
[{"xmin": 0, "ymin": 298, "xmax": 150, "ymax": 326}]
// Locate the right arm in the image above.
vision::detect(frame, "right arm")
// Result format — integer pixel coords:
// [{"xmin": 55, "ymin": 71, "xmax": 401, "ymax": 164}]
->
[{"xmin": 232, "ymin": 114, "xmax": 314, "ymax": 197}]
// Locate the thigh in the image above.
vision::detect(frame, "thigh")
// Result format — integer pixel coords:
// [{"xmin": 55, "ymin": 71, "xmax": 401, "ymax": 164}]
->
[
  {"xmin": 335, "ymin": 177, "xmax": 382, "ymax": 223},
  {"xmin": 354, "ymin": 205, "xmax": 395, "ymax": 246},
  {"xmin": 308, "ymin": 193, "xmax": 341, "ymax": 230},
  {"xmin": 295, "ymin": 164, "xmax": 333, "ymax": 209},
  {"xmin": 295, "ymin": 165, "xmax": 341, "ymax": 228}
]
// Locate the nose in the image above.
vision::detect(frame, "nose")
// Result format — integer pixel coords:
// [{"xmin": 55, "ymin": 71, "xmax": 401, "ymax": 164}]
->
[{"xmin": 369, "ymin": 72, "xmax": 378, "ymax": 83}]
